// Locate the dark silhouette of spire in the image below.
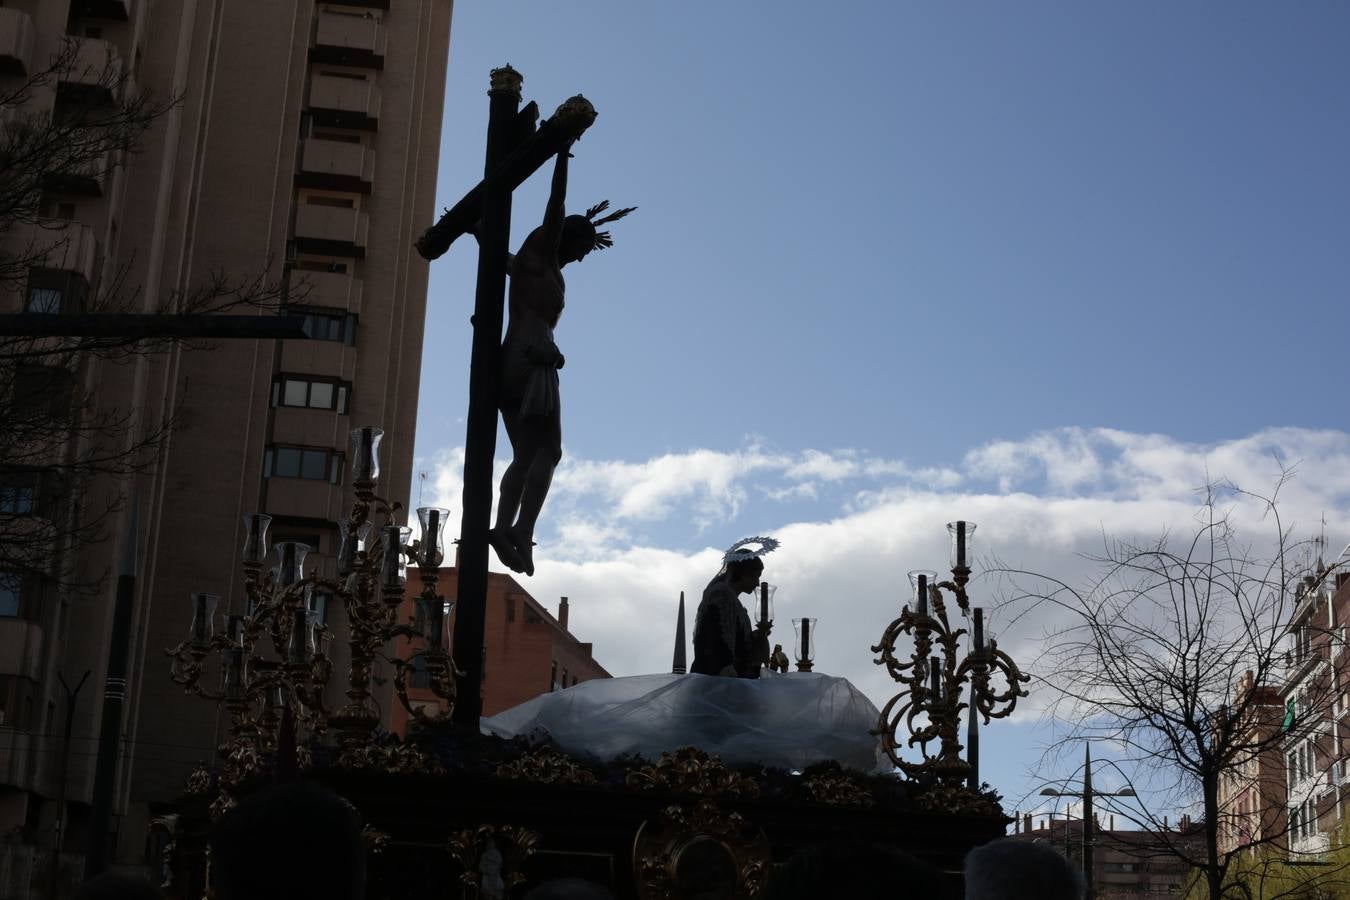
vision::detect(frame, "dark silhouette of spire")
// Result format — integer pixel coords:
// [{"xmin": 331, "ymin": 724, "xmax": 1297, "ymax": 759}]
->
[{"xmin": 672, "ymin": 591, "xmax": 687, "ymax": 674}]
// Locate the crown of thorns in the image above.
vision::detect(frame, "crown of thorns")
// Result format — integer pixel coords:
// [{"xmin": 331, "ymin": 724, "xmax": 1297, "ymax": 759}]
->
[
  {"xmin": 580, "ymin": 200, "xmax": 637, "ymax": 250},
  {"xmin": 723, "ymin": 536, "xmax": 780, "ymax": 564}
]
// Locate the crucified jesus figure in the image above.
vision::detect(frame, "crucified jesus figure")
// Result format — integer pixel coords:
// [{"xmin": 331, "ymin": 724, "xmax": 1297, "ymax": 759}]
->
[{"xmin": 489, "ymin": 143, "xmax": 634, "ymax": 576}]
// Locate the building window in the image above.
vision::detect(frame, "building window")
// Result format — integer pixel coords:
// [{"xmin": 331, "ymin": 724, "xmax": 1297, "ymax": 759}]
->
[
  {"xmin": 0, "ymin": 472, "xmax": 36, "ymax": 514},
  {"xmin": 263, "ymin": 445, "xmax": 343, "ymax": 483},
  {"xmin": 549, "ymin": 661, "xmax": 558, "ymax": 692},
  {"xmin": 294, "ymin": 258, "xmax": 349, "ymax": 273},
  {"xmin": 305, "ymin": 194, "xmax": 356, "ymax": 209},
  {"xmin": 561, "ymin": 668, "xmax": 569, "ymax": 688},
  {"xmin": 25, "ymin": 284, "xmax": 62, "ymax": 314},
  {"xmin": 289, "ymin": 305, "xmax": 357, "ymax": 345},
  {"xmin": 411, "ymin": 654, "xmax": 430, "ymax": 689},
  {"xmin": 0, "ymin": 572, "xmax": 22, "ymax": 617},
  {"xmin": 309, "ymin": 587, "xmax": 330, "ymax": 625},
  {"xmin": 272, "ymin": 375, "xmax": 350, "ymax": 413},
  {"xmin": 0, "ymin": 676, "xmax": 37, "ymax": 729}
]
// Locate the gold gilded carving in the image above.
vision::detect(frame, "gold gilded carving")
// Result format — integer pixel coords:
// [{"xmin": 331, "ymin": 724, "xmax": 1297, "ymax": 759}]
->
[
  {"xmin": 362, "ymin": 825, "xmax": 391, "ymax": 856},
  {"xmin": 336, "ymin": 741, "xmax": 446, "ymax": 776},
  {"xmin": 633, "ymin": 799, "xmax": 770, "ymax": 900},
  {"xmin": 494, "ymin": 747, "xmax": 597, "ymax": 785},
  {"xmin": 208, "ymin": 791, "xmax": 236, "ymax": 822},
  {"xmin": 914, "ymin": 783, "xmax": 1004, "ymax": 817},
  {"xmin": 185, "ymin": 763, "xmax": 212, "ymax": 796},
  {"xmin": 802, "ymin": 773, "xmax": 875, "ymax": 808},
  {"xmin": 626, "ymin": 747, "xmax": 761, "ymax": 800},
  {"xmin": 449, "ymin": 824, "xmax": 541, "ymax": 896}
]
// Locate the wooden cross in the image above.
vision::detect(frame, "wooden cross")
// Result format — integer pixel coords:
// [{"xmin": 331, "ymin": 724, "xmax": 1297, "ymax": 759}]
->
[{"xmin": 417, "ymin": 65, "xmax": 595, "ymax": 726}]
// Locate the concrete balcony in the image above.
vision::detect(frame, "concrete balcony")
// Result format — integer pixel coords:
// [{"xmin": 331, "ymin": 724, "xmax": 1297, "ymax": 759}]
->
[
  {"xmin": 71, "ymin": 0, "xmax": 134, "ymax": 21},
  {"xmin": 10, "ymin": 221, "xmax": 100, "ymax": 283},
  {"xmin": 45, "ymin": 147, "xmax": 111, "ymax": 197},
  {"xmin": 0, "ymin": 8, "xmax": 35, "ymax": 76},
  {"xmin": 308, "ymin": 74, "xmax": 380, "ymax": 130},
  {"xmin": 293, "ymin": 269, "xmax": 363, "ymax": 312},
  {"xmin": 313, "ymin": 9, "xmax": 386, "ymax": 69},
  {"xmin": 58, "ymin": 37, "xmax": 122, "ymax": 105},
  {"xmin": 293, "ymin": 204, "xmax": 369, "ymax": 258},
  {"xmin": 299, "ymin": 139, "xmax": 375, "ymax": 193}
]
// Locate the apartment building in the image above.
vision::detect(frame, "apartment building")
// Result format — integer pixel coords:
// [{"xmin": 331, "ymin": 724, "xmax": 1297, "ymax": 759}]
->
[
  {"xmin": 1014, "ymin": 813, "xmax": 1202, "ymax": 899},
  {"xmin": 0, "ymin": 0, "xmax": 451, "ymax": 880},
  {"xmin": 1217, "ymin": 566, "xmax": 1350, "ymax": 860},
  {"xmin": 1277, "ymin": 569, "xmax": 1350, "ymax": 856},
  {"xmin": 392, "ymin": 567, "xmax": 611, "ymax": 733}
]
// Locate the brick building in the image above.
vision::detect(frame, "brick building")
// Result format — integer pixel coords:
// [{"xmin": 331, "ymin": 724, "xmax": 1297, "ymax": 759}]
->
[
  {"xmin": 1216, "ymin": 670, "xmax": 1287, "ymax": 856},
  {"xmin": 0, "ymin": 0, "xmax": 451, "ymax": 879},
  {"xmin": 1214, "ymin": 564, "xmax": 1350, "ymax": 860},
  {"xmin": 1014, "ymin": 814, "xmax": 1202, "ymax": 899},
  {"xmin": 391, "ymin": 567, "xmax": 612, "ymax": 734}
]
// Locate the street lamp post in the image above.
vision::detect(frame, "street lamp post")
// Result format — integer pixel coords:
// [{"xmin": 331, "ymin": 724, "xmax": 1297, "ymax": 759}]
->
[{"xmin": 1040, "ymin": 744, "xmax": 1137, "ymax": 899}]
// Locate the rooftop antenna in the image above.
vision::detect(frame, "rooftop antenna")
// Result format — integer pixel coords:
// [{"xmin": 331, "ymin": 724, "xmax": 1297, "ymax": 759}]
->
[{"xmin": 418, "ymin": 470, "xmax": 427, "ymax": 507}]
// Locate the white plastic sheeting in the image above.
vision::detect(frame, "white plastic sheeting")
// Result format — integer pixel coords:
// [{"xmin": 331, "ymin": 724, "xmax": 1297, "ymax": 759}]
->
[{"xmin": 481, "ymin": 671, "xmax": 888, "ymax": 773}]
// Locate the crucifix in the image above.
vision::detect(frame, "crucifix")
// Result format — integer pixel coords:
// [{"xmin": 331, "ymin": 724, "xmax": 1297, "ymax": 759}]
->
[{"xmin": 417, "ymin": 65, "xmax": 632, "ymax": 726}]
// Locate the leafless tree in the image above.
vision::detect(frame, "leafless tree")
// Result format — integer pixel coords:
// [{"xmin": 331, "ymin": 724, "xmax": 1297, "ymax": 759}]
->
[
  {"xmin": 1, "ymin": 36, "xmax": 288, "ymax": 600},
  {"xmin": 996, "ymin": 478, "xmax": 1350, "ymax": 900}
]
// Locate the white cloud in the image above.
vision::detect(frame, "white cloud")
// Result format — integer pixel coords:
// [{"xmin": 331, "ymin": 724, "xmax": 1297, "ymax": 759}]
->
[
  {"xmin": 416, "ymin": 426, "xmax": 1350, "ymax": 688},
  {"xmin": 414, "ymin": 427, "xmax": 1350, "ymax": 796}
]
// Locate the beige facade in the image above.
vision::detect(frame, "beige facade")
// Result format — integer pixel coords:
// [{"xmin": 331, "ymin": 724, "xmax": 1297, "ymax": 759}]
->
[{"xmin": 0, "ymin": 0, "xmax": 451, "ymax": 877}]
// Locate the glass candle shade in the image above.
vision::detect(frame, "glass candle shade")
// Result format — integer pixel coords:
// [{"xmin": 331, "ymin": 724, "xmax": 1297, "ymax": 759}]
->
[
  {"xmin": 908, "ymin": 570, "xmax": 937, "ymax": 616},
  {"xmin": 336, "ymin": 520, "xmax": 371, "ymax": 578},
  {"xmin": 417, "ymin": 507, "xmax": 450, "ymax": 567},
  {"xmin": 242, "ymin": 514, "xmax": 272, "ymax": 565},
  {"xmin": 224, "ymin": 647, "xmax": 246, "ymax": 701},
  {"xmin": 350, "ymin": 426, "xmax": 384, "ymax": 484},
  {"xmin": 398, "ymin": 526, "xmax": 413, "ymax": 579},
  {"xmin": 288, "ymin": 604, "xmax": 311, "ymax": 665},
  {"xmin": 379, "ymin": 525, "xmax": 405, "ymax": 589},
  {"xmin": 947, "ymin": 521, "xmax": 976, "ymax": 571},
  {"xmin": 189, "ymin": 592, "xmax": 219, "ymax": 647},
  {"xmin": 227, "ymin": 614, "xmax": 246, "ymax": 647},
  {"xmin": 425, "ymin": 595, "xmax": 446, "ymax": 651},
  {"xmin": 756, "ymin": 583, "xmax": 777, "ymax": 627},
  {"xmin": 793, "ymin": 617, "xmax": 816, "ymax": 664},
  {"xmin": 274, "ymin": 542, "xmax": 310, "ymax": 591}
]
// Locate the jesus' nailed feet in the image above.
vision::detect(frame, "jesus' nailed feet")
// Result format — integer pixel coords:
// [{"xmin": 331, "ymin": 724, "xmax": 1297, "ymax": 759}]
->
[{"xmin": 490, "ymin": 527, "xmax": 535, "ymax": 577}]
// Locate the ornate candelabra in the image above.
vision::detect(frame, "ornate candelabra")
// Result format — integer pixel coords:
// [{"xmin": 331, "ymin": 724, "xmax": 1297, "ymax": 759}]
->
[
  {"xmin": 870, "ymin": 521, "xmax": 1029, "ymax": 782},
  {"xmin": 166, "ymin": 426, "xmax": 459, "ymax": 802}
]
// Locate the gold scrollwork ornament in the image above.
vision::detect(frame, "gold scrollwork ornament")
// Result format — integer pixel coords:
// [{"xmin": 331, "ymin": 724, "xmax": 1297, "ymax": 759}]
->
[
  {"xmin": 494, "ymin": 747, "xmax": 598, "ymax": 785},
  {"xmin": 625, "ymin": 747, "xmax": 761, "ymax": 800},
  {"xmin": 633, "ymin": 799, "xmax": 770, "ymax": 900}
]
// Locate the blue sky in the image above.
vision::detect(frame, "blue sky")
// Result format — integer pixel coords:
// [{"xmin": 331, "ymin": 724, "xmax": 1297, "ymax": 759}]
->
[{"xmin": 411, "ymin": 3, "xmax": 1349, "ymax": 821}]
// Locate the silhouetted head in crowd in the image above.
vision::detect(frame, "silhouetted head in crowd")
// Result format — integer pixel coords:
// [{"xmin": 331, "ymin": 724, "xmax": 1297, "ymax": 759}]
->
[
  {"xmin": 73, "ymin": 873, "xmax": 165, "ymax": 900},
  {"xmin": 964, "ymin": 839, "xmax": 1085, "ymax": 900},
  {"xmin": 523, "ymin": 877, "xmax": 618, "ymax": 900},
  {"xmin": 761, "ymin": 842, "xmax": 944, "ymax": 899},
  {"xmin": 211, "ymin": 781, "xmax": 366, "ymax": 900}
]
